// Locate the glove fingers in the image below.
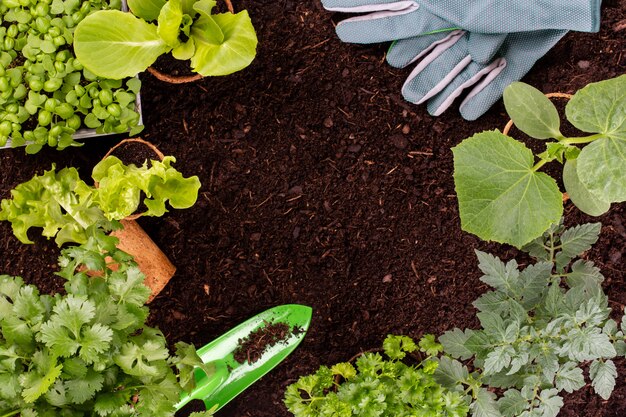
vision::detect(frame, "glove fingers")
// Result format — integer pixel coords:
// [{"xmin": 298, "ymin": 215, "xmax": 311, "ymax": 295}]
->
[
  {"xmin": 466, "ymin": 33, "xmax": 507, "ymax": 65},
  {"xmin": 335, "ymin": 5, "xmax": 453, "ymax": 44},
  {"xmin": 400, "ymin": 31, "xmax": 470, "ymax": 104},
  {"xmin": 417, "ymin": 0, "xmax": 600, "ymax": 33},
  {"xmin": 458, "ymin": 31, "xmax": 567, "ymax": 120},
  {"xmin": 322, "ymin": 0, "xmax": 415, "ymax": 12},
  {"xmin": 386, "ymin": 31, "xmax": 451, "ymax": 68},
  {"xmin": 425, "ymin": 59, "xmax": 506, "ymax": 119}
]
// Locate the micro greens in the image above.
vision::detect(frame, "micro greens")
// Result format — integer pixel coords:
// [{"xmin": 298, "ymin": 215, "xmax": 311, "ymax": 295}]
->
[
  {"xmin": 436, "ymin": 221, "xmax": 626, "ymax": 417},
  {"xmin": 0, "ymin": 0, "xmax": 143, "ymax": 153},
  {"xmin": 284, "ymin": 334, "xmax": 470, "ymax": 417},
  {"xmin": 0, "ymin": 155, "xmax": 201, "ymax": 245},
  {"xmin": 73, "ymin": 0, "xmax": 258, "ymax": 79},
  {"xmin": 452, "ymin": 75, "xmax": 626, "ymax": 247},
  {"xmin": 0, "ymin": 232, "xmax": 215, "ymax": 416}
]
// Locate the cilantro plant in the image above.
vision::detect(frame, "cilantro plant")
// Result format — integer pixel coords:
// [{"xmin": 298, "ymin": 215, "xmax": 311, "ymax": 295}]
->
[
  {"xmin": 0, "ymin": 0, "xmax": 143, "ymax": 153},
  {"xmin": 0, "ymin": 155, "xmax": 201, "ymax": 245},
  {"xmin": 284, "ymin": 334, "xmax": 470, "ymax": 417},
  {"xmin": 73, "ymin": 0, "xmax": 258, "ymax": 79},
  {"xmin": 0, "ymin": 232, "xmax": 214, "ymax": 416},
  {"xmin": 453, "ymin": 75, "xmax": 626, "ymax": 248},
  {"xmin": 436, "ymin": 221, "xmax": 626, "ymax": 417}
]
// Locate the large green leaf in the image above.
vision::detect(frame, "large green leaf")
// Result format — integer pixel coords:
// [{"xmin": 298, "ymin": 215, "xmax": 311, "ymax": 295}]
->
[
  {"xmin": 127, "ymin": 0, "xmax": 166, "ymax": 21},
  {"xmin": 566, "ymin": 75, "xmax": 626, "ymax": 203},
  {"xmin": 74, "ymin": 10, "xmax": 170, "ymax": 79},
  {"xmin": 503, "ymin": 82, "xmax": 561, "ymax": 140},
  {"xmin": 562, "ymin": 159, "xmax": 610, "ymax": 216},
  {"xmin": 190, "ymin": 10, "xmax": 257, "ymax": 76},
  {"xmin": 576, "ymin": 137, "xmax": 626, "ymax": 203},
  {"xmin": 452, "ymin": 131, "xmax": 563, "ymax": 248},
  {"xmin": 157, "ymin": 0, "xmax": 183, "ymax": 47}
]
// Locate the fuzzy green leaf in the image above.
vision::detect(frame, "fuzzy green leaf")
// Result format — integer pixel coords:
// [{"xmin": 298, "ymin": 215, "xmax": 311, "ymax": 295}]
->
[
  {"xmin": 503, "ymin": 82, "xmax": 561, "ymax": 139},
  {"xmin": 566, "ymin": 75, "xmax": 626, "ymax": 203},
  {"xmin": 471, "ymin": 388, "xmax": 502, "ymax": 417},
  {"xmin": 555, "ymin": 362, "xmax": 585, "ymax": 393},
  {"xmin": 439, "ymin": 328, "xmax": 473, "ymax": 360},
  {"xmin": 555, "ymin": 223, "xmax": 601, "ymax": 268},
  {"xmin": 563, "ymin": 159, "xmax": 610, "ymax": 216},
  {"xmin": 453, "ymin": 131, "xmax": 563, "ymax": 248},
  {"xmin": 590, "ymin": 359, "xmax": 617, "ymax": 400},
  {"xmin": 497, "ymin": 389, "xmax": 529, "ymax": 417},
  {"xmin": 475, "ymin": 250, "xmax": 520, "ymax": 295},
  {"xmin": 433, "ymin": 356, "xmax": 469, "ymax": 388}
]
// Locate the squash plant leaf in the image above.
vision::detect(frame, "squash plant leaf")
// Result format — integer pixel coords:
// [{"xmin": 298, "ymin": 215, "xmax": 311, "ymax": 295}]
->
[
  {"xmin": 190, "ymin": 10, "xmax": 257, "ymax": 76},
  {"xmin": 563, "ymin": 159, "xmax": 610, "ymax": 216},
  {"xmin": 576, "ymin": 137, "xmax": 626, "ymax": 203},
  {"xmin": 503, "ymin": 82, "xmax": 562, "ymax": 140},
  {"xmin": 565, "ymin": 75, "xmax": 626, "ymax": 203},
  {"xmin": 452, "ymin": 130, "xmax": 563, "ymax": 248},
  {"xmin": 127, "ymin": 0, "xmax": 166, "ymax": 21},
  {"xmin": 74, "ymin": 10, "xmax": 170, "ymax": 79},
  {"xmin": 157, "ymin": 0, "xmax": 183, "ymax": 47}
]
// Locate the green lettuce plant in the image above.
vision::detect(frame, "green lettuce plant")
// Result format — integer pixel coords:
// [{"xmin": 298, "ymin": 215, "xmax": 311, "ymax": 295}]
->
[
  {"xmin": 436, "ymin": 221, "xmax": 626, "ymax": 417},
  {"xmin": 73, "ymin": 0, "xmax": 258, "ymax": 79},
  {"xmin": 0, "ymin": 155, "xmax": 201, "ymax": 245},
  {"xmin": 0, "ymin": 0, "xmax": 143, "ymax": 153},
  {"xmin": 284, "ymin": 334, "xmax": 470, "ymax": 417},
  {"xmin": 453, "ymin": 75, "xmax": 626, "ymax": 247},
  {"xmin": 0, "ymin": 232, "xmax": 214, "ymax": 416}
]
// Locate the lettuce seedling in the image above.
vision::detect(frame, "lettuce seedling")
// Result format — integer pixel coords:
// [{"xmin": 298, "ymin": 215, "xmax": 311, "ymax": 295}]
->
[
  {"xmin": 73, "ymin": 0, "xmax": 258, "ymax": 79},
  {"xmin": 453, "ymin": 75, "xmax": 626, "ymax": 247},
  {"xmin": 0, "ymin": 155, "xmax": 201, "ymax": 245},
  {"xmin": 437, "ymin": 221, "xmax": 626, "ymax": 417}
]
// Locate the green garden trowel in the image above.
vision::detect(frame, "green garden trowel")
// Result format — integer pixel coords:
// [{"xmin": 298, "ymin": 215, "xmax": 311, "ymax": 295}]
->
[{"xmin": 175, "ymin": 304, "xmax": 312, "ymax": 413}]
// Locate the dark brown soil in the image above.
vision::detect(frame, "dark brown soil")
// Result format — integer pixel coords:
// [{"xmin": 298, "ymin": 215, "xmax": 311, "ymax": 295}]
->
[
  {"xmin": 0, "ymin": 1, "xmax": 625, "ymax": 416},
  {"xmin": 233, "ymin": 321, "xmax": 292, "ymax": 364}
]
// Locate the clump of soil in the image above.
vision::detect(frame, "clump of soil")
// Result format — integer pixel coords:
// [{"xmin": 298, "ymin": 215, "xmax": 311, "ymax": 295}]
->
[{"xmin": 233, "ymin": 321, "xmax": 293, "ymax": 364}]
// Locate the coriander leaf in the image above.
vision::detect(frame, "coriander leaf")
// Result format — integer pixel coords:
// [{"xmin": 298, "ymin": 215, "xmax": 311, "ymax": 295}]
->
[
  {"xmin": 19, "ymin": 354, "xmax": 63, "ymax": 403},
  {"xmin": 79, "ymin": 323, "xmax": 113, "ymax": 364},
  {"xmin": 114, "ymin": 340, "xmax": 169, "ymax": 377},
  {"xmin": 66, "ymin": 368, "xmax": 104, "ymax": 404}
]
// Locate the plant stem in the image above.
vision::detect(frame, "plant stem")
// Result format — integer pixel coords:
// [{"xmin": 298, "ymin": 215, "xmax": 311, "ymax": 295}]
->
[
  {"xmin": 0, "ymin": 410, "xmax": 20, "ymax": 417},
  {"xmin": 560, "ymin": 133, "xmax": 604, "ymax": 145},
  {"xmin": 532, "ymin": 159, "xmax": 549, "ymax": 172}
]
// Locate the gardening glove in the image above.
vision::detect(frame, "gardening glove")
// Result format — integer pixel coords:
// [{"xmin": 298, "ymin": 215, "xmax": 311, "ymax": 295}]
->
[
  {"xmin": 387, "ymin": 29, "xmax": 567, "ymax": 120},
  {"xmin": 322, "ymin": 0, "xmax": 601, "ymax": 42}
]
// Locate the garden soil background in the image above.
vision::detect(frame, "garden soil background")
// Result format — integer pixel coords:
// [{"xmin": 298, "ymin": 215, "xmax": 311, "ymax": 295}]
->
[{"xmin": 1, "ymin": 1, "xmax": 626, "ymax": 416}]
